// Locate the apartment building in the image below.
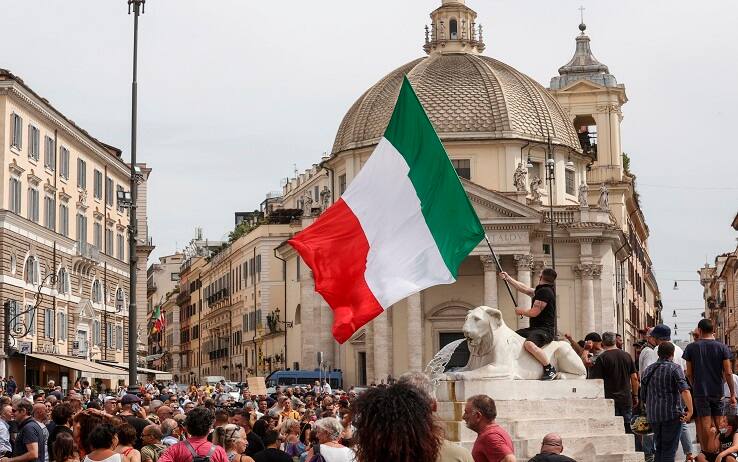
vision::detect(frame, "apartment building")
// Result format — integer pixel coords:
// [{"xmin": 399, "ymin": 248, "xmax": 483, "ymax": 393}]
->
[{"xmin": 0, "ymin": 69, "xmax": 149, "ymax": 387}]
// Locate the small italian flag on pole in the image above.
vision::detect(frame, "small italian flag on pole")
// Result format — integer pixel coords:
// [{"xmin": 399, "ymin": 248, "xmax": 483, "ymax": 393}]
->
[
  {"xmin": 289, "ymin": 77, "xmax": 485, "ymax": 344},
  {"xmin": 151, "ymin": 305, "xmax": 165, "ymax": 334}
]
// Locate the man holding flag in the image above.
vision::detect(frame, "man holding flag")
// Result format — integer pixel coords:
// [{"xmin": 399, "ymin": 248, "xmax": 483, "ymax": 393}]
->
[{"xmin": 499, "ymin": 268, "xmax": 559, "ymax": 380}]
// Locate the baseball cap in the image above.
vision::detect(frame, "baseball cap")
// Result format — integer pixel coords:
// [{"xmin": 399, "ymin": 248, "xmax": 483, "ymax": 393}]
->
[
  {"xmin": 121, "ymin": 394, "xmax": 142, "ymax": 405},
  {"xmin": 650, "ymin": 324, "xmax": 671, "ymax": 341}
]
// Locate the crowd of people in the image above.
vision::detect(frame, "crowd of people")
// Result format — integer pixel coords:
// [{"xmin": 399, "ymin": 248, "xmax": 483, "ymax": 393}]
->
[{"xmin": 0, "ymin": 264, "xmax": 736, "ymax": 462}]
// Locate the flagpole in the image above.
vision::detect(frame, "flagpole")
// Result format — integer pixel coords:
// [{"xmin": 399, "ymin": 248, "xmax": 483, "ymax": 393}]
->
[{"xmin": 483, "ymin": 235, "xmax": 517, "ymax": 308}]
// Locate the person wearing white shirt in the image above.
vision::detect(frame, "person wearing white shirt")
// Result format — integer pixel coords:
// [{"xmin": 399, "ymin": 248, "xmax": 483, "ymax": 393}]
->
[
  {"xmin": 321, "ymin": 381, "xmax": 332, "ymax": 395},
  {"xmin": 723, "ymin": 372, "xmax": 738, "ymax": 415}
]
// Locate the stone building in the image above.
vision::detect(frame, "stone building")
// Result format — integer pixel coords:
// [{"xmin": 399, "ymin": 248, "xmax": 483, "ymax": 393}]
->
[
  {"xmin": 271, "ymin": 0, "xmax": 661, "ymax": 386},
  {"xmin": 0, "ymin": 69, "xmax": 149, "ymax": 387},
  {"xmin": 146, "ymin": 252, "xmax": 183, "ymax": 368},
  {"xmin": 700, "ymin": 211, "xmax": 738, "ymax": 350}
]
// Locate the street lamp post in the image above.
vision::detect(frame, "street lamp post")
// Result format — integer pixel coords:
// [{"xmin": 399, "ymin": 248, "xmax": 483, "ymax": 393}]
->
[{"xmin": 126, "ymin": 0, "xmax": 145, "ymax": 392}]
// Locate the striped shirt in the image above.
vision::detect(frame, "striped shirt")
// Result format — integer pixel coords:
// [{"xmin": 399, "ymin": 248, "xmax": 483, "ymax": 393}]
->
[{"xmin": 641, "ymin": 359, "xmax": 689, "ymax": 423}]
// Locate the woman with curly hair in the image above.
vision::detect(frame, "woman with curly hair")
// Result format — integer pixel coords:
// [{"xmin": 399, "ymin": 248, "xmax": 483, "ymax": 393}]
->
[{"xmin": 350, "ymin": 382, "xmax": 444, "ymax": 462}]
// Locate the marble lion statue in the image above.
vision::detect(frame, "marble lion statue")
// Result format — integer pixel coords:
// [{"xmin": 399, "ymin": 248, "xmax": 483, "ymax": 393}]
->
[{"xmin": 444, "ymin": 306, "xmax": 586, "ymax": 380}]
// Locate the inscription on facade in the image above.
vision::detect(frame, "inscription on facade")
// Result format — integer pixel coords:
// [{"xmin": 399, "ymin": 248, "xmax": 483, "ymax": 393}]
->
[{"xmin": 487, "ymin": 231, "xmax": 528, "ymax": 245}]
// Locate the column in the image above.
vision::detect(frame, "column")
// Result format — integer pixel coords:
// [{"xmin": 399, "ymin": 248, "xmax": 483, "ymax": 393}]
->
[
  {"xmin": 515, "ymin": 254, "xmax": 533, "ymax": 329},
  {"xmin": 373, "ymin": 311, "xmax": 390, "ymax": 384},
  {"xmin": 577, "ymin": 264, "xmax": 597, "ymax": 335},
  {"xmin": 299, "ymin": 269, "xmax": 318, "ymax": 368},
  {"xmin": 407, "ymin": 292, "xmax": 423, "ymax": 372},
  {"xmin": 365, "ymin": 322, "xmax": 374, "ymax": 385},
  {"xmin": 319, "ymin": 300, "xmax": 335, "ymax": 366},
  {"xmin": 480, "ymin": 255, "xmax": 498, "ymax": 308}
]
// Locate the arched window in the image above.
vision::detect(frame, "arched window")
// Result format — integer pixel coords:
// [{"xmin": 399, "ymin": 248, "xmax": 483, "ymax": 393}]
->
[
  {"xmin": 24, "ymin": 256, "xmax": 39, "ymax": 285},
  {"xmin": 450, "ymin": 19, "xmax": 458, "ymax": 39},
  {"xmin": 92, "ymin": 280, "xmax": 103, "ymax": 303},
  {"xmin": 115, "ymin": 288, "xmax": 126, "ymax": 312},
  {"xmin": 294, "ymin": 304, "xmax": 301, "ymax": 325},
  {"xmin": 57, "ymin": 268, "xmax": 70, "ymax": 295}
]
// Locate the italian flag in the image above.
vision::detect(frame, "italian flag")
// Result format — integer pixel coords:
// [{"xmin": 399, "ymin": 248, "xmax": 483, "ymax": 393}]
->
[
  {"xmin": 151, "ymin": 305, "xmax": 165, "ymax": 334},
  {"xmin": 289, "ymin": 77, "xmax": 484, "ymax": 343}
]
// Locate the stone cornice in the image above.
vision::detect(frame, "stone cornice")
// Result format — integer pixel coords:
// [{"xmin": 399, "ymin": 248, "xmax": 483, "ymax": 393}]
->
[
  {"xmin": 0, "ymin": 82, "xmax": 131, "ymax": 177},
  {"xmin": 26, "ymin": 171, "xmax": 42, "ymax": 186}
]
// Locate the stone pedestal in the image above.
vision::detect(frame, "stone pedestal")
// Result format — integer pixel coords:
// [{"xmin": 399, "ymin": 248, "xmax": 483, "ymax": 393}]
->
[{"xmin": 437, "ymin": 379, "xmax": 643, "ymax": 461}]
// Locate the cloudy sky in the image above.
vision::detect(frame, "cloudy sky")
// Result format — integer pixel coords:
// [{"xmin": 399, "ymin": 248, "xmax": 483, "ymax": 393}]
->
[{"xmin": 3, "ymin": 0, "xmax": 737, "ymax": 341}]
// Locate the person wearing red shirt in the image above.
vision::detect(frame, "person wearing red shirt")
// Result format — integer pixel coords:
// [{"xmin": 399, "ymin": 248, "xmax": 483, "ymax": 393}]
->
[
  {"xmin": 158, "ymin": 408, "xmax": 228, "ymax": 462},
  {"xmin": 462, "ymin": 395, "xmax": 515, "ymax": 462}
]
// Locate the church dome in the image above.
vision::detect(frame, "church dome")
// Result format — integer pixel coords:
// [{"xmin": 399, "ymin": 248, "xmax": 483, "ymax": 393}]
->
[
  {"xmin": 332, "ymin": 1, "xmax": 581, "ymax": 155},
  {"xmin": 332, "ymin": 53, "xmax": 581, "ymax": 155}
]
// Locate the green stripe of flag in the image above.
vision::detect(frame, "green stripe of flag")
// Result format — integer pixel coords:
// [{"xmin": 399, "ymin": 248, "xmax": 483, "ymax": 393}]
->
[{"xmin": 383, "ymin": 76, "xmax": 485, "ymax": 277}]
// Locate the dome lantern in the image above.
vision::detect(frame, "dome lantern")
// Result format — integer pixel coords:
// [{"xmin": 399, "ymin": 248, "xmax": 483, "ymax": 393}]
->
[
  {"xmin": 550, "ymin": 21, "xmax": 618, "ymax": 89},
  {"xmin": 424, "ymin": 0, "xmax": 485, "ymax": 55}
]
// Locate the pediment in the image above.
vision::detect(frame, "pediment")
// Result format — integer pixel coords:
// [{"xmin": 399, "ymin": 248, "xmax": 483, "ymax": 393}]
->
[
  {"xmin": 77, "ymin": 298, "xmax": 95, "ymax": 319},
  {"xmin": 462, "ymin": 180, "xmax": 542, "ymax": 223},
  {"xmin": 556, "ymin": 79, "xmax": 607, "ymax": 92}
]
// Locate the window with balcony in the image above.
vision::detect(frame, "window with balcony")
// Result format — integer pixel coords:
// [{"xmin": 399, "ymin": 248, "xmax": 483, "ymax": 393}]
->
[
  {"xmin": 24, "ymin": 256, "xmax": 39, "ymax": 285},
  {"xmin": 77, "ymin": 158, "xmax": 87, "ymax": 190},
  {"xmin": 44, "ymin": 309, "xmax": 55, "ymax": 339},
  {"xmin": 44, "ymin": 196, "xmax": 56, "ymax": 231},
  {"xmin": 60, "ymin": 147, "xmax": 70, "ymax": 179},
  {"xmin": 92, "ymin": 280, "xmax": 103, "ymax": 304},
  {"xmin": 57, "ymin": 268, "xmax": 70, "ymax": 295},
  {"xmin": 93, "ymin": 222, "xmax": 102, "ymax": 248},
  {"xmin": 106, "ymin": 177, "xmax": 114, "ymax": 205},
  {"xmin": 59, "ymin": 204, "xmax": 69, "ymax": 237},
  {"xmin": 10, "ymin": 113, "xmax": 23, "ymax": 150},
  {"xmin": 105, "ymin": 228, "xmax": 113, "ymax": 255},
  {"xmin": 93, "ymin": 170, "xmax": 103, "ymax": 200},
  {"xmin": 8, "ymin": 176, "xmax": 22, "ymax": 214},
  {"xmin": 27, "ymin": 187, "xmax": 39, "ymax": 223},
  {"xmin": 44, "ymin": 136, "xmax": 56, "ymax": 171},
  {"xmin": 28, "ymin": 125, "xmax": 40, "ymax": 161}
]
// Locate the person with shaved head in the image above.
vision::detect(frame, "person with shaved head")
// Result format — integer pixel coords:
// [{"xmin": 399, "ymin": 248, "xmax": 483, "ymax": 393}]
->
[{"xmin": 527, "ymin": 433, "xmax": 575, "ymax": 461}]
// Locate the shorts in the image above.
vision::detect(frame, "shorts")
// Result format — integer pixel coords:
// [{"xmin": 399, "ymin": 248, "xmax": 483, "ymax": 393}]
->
[
  {"xmin": 694, "ymin": 396, "xmax": 723, "ymax": 417},
  {"xmin": 699, "ymin": 451, "xmax": 737, "ymax": 462},
  {"xmin": 516, "ymin": 327, "xmax": 554, "ymax": 348}
]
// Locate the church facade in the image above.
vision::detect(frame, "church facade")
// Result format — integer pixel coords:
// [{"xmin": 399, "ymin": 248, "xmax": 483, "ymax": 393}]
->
[{"xmin": 270, "ymin": 0, "xmax": 661, "ymax": 386}]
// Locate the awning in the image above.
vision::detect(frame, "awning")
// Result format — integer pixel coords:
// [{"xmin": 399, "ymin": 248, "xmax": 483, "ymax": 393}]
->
[
  {"xmin": 101, "ymin": 362, "xmax": 173, "ymax": 380},
  {"xmin": 26, "ymin": 353, "xmax": 127, "ymax": 381}
]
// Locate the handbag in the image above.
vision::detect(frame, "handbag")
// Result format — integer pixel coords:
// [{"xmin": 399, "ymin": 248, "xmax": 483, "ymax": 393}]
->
[{"xmin": 632, "ymin": 362, "xmax": 666, "ymax": 435}]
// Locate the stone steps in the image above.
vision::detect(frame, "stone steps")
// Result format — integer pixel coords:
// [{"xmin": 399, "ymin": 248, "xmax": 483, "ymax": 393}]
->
[
  {"xmin": 437, "ymin": 397, "xmax": 615, "ymax": 421},
  {"xmin": 437, "ymin": 379, "xmax": 641, "ymax": 461},
  {"xmin": 442, "ymin": 416, "xmax": 624, "ymax": 442}
]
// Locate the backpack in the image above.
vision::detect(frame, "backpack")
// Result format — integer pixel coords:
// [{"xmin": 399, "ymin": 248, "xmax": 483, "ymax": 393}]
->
[{"xmin": 184, "ymin": 440, "xmax": 216, "ymax": 462}]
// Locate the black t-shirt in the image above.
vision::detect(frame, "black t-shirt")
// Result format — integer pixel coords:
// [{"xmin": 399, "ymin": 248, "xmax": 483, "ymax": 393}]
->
[
  {"xmin": 244, "ymin": 432, "xmax": 265, "ymax": 457},
  {"xmin": 252, "ymin": 448, "xmax": 292, "ymax": 462},
  {"xmin": 590, "ymin": 349, "xmax": 636, "ymax": 409},
  {"xmin": 48, "ymin": 425, "xmax": 72, "ymax": 457},
  {"xmin": 683, "ymin": 339, "xmax": 733, "ymax": 397},
  {"xmin": 530, "ymin": 284, "xmax": 556, "ymax": 333},
  {"xmin": 529, "ymin": 453, "xmax": 577, "ymax": 462},
  {"xmin": 122, "ymin": 414, "xmax": 150, "ymax": 450},
  {"xmin": 13, "ymin": 418, "xmax": 46, "ymax": 462}
]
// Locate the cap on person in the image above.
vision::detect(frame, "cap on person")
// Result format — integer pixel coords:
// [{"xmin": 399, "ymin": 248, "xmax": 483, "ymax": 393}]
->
[
  {"xmin": 649, "ymin": 324, "xmax": 671, "ymax": 341},
  {"xmin": 121, "ymin": 394, "xmax": 141, "ymax": 405}
]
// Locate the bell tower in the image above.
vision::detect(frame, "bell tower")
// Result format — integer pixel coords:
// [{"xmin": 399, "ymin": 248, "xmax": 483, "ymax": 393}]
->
[
  {"xmin": 424, "ymin": 0, "xmax": 485, "ymax": 55},
  {"xmin": 549, "ymin": 21, "xmax": 627, "ymax": 184}
]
